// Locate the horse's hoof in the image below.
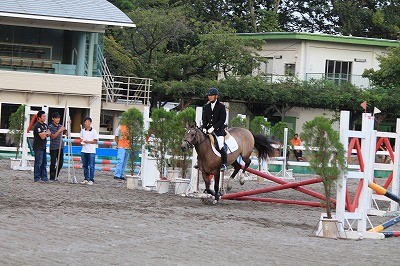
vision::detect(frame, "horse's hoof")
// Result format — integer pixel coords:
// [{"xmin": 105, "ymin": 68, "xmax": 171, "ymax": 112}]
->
[{"xmin": 199, "ymin": 194, "xmax": 219, "ymax": 205}]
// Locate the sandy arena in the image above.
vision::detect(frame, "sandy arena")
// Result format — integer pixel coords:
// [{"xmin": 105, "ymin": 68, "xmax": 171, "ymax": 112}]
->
[{"xmin": 0, "ymin": 159, "xmax": 399, "ymax": 265}]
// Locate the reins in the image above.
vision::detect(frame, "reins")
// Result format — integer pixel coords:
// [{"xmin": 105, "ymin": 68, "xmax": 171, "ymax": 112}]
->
[{"xmin": 184, "ymin": 128, "xmax": 208, "ymax": 149}]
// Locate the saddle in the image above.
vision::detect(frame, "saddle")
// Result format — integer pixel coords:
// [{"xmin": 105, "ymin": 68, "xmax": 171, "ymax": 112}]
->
[
  {"xmin": 208, "ymin": 130, "xmax": 231, "ymax": 149},
  {"xmin": 208, "ymin": 131, "xmax": 238, "ymax": 156}
]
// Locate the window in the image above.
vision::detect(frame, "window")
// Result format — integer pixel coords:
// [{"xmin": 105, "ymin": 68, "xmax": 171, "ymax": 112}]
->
[
  {"xmin": 325, "ymin": 60, "xmax": 352, "ymax": 84},
  {"xmin": 254, "ymin": 57, "xmax": 273, "ymax": 75},
  {"xmin": 285, "ymin": 63, "xmax": 295, "ymax": 76}
]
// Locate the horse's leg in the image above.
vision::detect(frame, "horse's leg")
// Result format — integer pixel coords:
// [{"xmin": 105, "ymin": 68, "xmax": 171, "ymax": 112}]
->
[
  {"xmin": 227, "ymin": 161, "xmax": 241, "ymax": 191},
  {"xmin": 213, "ymin": 171, "xmax": 220, "ymax": 202},
  {"xmin": 203, "ymin": 172, "xmax": 215, "ymax": 196},
  {"xmin": 240, "ymin": 156, "xmax": 251, "ymax": 185}
]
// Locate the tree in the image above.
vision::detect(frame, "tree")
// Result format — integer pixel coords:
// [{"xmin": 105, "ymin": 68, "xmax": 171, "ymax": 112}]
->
[
  {"xmin": 332, "ymin": 0, "xmax": 400, "ymax": 39},
  {"xmin": 250, "ymin": 116, "xmax": 271, "ymax": 135},
  {"xmin": 149, "ymin": 108, "xmax": 175, "ymax": 179},
  {"xmin": 302, "ymin": 116, "xmax": 346, "ymax": 219},
  {"xmin": 120, "ymin": 107, "xmax": 144, "ymax": 176},
  {"xmin": 278, "ymin": 0, "xmax": 337, "ymax": 34},
  {"xmin": 363, "ymin": 46, "xmax": 400, "ymax": 88},
  {"xmin": 174, "ymin": 107, "xmax": 196, "ymax": 178},
  {"xmin": 231, "ymin": 115, "xmax": 247, "ymax": 128},
  {"xmin": 8, "ymin": 104, "xmax": 26, "ymax": 159}
]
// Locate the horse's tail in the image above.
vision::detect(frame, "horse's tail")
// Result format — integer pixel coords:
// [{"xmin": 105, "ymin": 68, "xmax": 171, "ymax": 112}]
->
[{"xmin": 252, "ymin": 133, "xmax": 277, "ymax": 161}]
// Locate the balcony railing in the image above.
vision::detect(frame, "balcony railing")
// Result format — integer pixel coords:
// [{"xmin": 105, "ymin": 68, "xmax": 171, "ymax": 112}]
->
[
  {"xmin": 305, "ymin": 73, "xmax": 370, "ymax": 89},
  {"xmin": 258, "ymin": 73, "xmax": 370, "ymax": 89},
  {"xmin": 101, "ymin": 75, "xmax": 152, "ymax": 106}
]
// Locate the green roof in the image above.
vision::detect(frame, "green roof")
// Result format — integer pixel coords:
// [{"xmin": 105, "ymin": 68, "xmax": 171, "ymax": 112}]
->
[{"xmin": 238, "ymin": 32, "xmax": 399, "ymax": 47}]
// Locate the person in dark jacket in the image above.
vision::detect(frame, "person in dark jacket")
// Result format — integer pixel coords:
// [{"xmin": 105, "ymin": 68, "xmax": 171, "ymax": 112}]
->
[
  {"xmin": 202, "ymin": 87, "xmax": 228, "ymax": 171},
  {"xmin": 48, "ymin": 112, "xmax": 66, "ymax": 181},
  {"xmin": 33, "ymin": 110, "xmax": 50, "ymax": 182}
]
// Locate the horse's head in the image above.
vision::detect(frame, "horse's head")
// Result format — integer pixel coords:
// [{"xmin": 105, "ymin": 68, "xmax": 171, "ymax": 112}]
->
[{"xmin": 181, "ymin": 126, "xmax": 204, "ymax": 152}]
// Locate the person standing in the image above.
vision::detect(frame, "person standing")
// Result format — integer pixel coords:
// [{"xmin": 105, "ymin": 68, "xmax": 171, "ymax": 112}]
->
[
  {"xmin": 113, "ymin": 123, "xmax": 130, "ymax": 180},
  {"xmin": 202, "ymin": 87, "xmax": 228, "ymax": 171},
  {"xmin": 290, "ymin": 133, "xmax": 303, "ymax": 162},
  {"xmin": 33, "ymin": 110, "xmax": 50, "ymax": 182},
  {"xmin": 80, "ymin": 117, "xmax": 98, "ymax": 185},
  {"xmin": 48, "ymin": 112, "xmax": 66, "ymax": 181}
]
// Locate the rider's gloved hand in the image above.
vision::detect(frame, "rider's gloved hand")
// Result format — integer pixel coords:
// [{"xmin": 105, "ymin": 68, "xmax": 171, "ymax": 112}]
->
[
  {"xmin": 207, "ymin": 126, "xmax": 214, "ymax": 134},
  {"xmin": 202, "ymin": 128, "xmax": 207, "ymax": 134}
]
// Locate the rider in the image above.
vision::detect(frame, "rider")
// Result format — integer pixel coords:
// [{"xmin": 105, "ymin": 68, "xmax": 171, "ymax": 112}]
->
[{"xmin": 202, "ymin": 87, "xmax": 228, "ymax": 171}]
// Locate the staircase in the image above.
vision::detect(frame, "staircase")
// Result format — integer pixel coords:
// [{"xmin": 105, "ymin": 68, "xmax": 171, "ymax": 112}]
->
[{"xmin": 96, "ymin": 45, "xmax": 152, "ymax": 106}]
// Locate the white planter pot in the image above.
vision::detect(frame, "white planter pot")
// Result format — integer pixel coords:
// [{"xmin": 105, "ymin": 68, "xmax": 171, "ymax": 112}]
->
[
  {"xmin": 321, "ymin": 218, "xmax": 339, "ymax": 239},
  {"xmin": 126, "ymin": 175, "xmax": 140, "ymax": 190},
  {"xmin": 10, "ymin": 158, "xmax": 21, "ymax": 170},
  {"xmin": 156, "ymin": 179, "xmax": 170, "ymax": 194},
  {"xmin": 174, "ymin": 178, "xmax": 190, "ymax": 195},
  {"xmin": 167, "ymin": 169, "xmax": 181, "ymax": 182}
]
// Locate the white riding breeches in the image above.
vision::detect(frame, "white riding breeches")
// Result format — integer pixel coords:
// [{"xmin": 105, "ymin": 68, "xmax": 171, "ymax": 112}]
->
[{"xmin": 216, "ymin": 136, "xmax": 225, "ymax": 150}]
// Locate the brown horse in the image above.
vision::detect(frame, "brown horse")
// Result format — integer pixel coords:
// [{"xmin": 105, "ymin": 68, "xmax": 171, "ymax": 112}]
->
[{"xmin": 181, "ymin": 126, "xmax": 276, "ymax": 203}]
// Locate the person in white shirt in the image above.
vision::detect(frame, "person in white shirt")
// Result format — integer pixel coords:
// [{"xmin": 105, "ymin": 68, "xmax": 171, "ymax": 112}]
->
[{"xmin": 80, "ymin": 117, "xmax": 98, "ymax": 185}]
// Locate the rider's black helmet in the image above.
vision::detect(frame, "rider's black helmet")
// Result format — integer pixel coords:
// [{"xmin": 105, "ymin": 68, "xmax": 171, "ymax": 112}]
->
[{"xmin": 208, "ymin": 87, "xmax": 220, "ymax": 96}]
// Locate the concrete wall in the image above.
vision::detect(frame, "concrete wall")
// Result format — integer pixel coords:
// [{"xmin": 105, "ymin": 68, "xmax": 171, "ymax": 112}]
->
[{"xmin": 0, "ymin": 70, "xmax": 102, "ymax": 130}]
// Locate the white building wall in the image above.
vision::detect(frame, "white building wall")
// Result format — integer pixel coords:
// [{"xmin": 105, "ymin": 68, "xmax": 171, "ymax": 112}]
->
[
  {"xmin": 287, "ymin": 107, "xmax": 339, "ymax": 135},
  {"xmin": 0, "ymin": 70, "xmax": 102, "ymax": 130},
  {"xmin": 257, "ymin": 39, "xmax": 389, "ymax": 82}
]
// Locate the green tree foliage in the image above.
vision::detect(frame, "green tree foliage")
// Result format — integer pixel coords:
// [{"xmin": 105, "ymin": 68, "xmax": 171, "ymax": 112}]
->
[
  {"xmin": 230, "ymin": 115, "xmax": 247, "ymax": 128},
  {"xmin": 302, "ymin": 116, "xmax": 346, "ymax": 219},
  {"xmin": 278, "ymin": 1, "xmax": 336, "ymax": 34},
  {"xmin": 332, "ymin": 0, "xmax": 400, "ymax": 39},
  {"xmin": 363, "ymin": 46, "xmax": 400, "ymax": 88},
  {"xmin": 270, "ymin": 121, "xmax": 294, "ymax": 144},
  {"xmin": 250, "ymin": 116, "xmax": 271, "ymax": 135},
  {"xmin": 174, "ymin": 107, "xmax": 196, "ymax": 178},
  {"xmin": 120, "ymin": 107, "xmax": 144, "ymax": 175},
  {"xmin": 8, "ymin": 104, "xmax": 25, "ymax": 159},
  {"xmin": 149, "ymin": 108, "xmax": 175, "ymax": 179}
]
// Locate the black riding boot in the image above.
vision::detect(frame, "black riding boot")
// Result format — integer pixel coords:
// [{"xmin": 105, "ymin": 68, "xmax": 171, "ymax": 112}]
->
[{"xmin": 220, "ymin": 147, "xmax": 228, "ymax": 171}]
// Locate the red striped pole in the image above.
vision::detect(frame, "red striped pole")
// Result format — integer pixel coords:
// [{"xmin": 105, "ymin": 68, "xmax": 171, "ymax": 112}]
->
[
  {"xmin": 237, "ymin": 166, "xmax": 336, "ymax": 205},
  {"xmin": 233, "ymin": 197, "xmax": 323, "ymax": 207},
  {"xmin": 222, "ymin": 178, "xmax": 322, "ymax": 199}
]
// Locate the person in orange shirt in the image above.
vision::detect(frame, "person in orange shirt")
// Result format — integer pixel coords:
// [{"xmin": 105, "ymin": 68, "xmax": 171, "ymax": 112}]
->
[
  {"xmin": 114, "ymin": 124, "xmax": 130, "ymax": 180},
  {"xmin": 290, "ymin": 133, "xmax": 303, "ymax": 161}
]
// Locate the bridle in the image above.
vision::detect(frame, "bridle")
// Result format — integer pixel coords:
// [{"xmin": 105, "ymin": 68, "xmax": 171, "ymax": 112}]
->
[{"xmin": 183, "ymin": 127, "xmax": 207, "ymax": 149}]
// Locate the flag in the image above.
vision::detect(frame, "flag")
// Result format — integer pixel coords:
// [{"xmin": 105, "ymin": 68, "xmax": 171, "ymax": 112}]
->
[
  {"xmin": 373, "ymin": 107, "xmax": 381, "ymax": 115},
  {"xmin": 360, "ymin": 101, "xmax": 367, "ymax": 111}
]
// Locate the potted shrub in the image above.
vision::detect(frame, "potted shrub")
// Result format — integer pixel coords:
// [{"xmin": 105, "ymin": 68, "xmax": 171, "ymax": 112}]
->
[
  {"xmin": 230, "ymin": 114, "xmax": 247, "ymax": 128},
  {"xmin": 302, "ymin": 116, "xmax": 346, "ymax": 237},
  {"xmin": 170, "ymin": 107, "xmax": 195, "ymax": 194},
  {"xmin": 8, "ymin": 104, "xmax": 26, "ymax": 168},
  {"xmin": 149, "ymin": 108, "xmax": 175, "ymax": 192},
  {"xmin": 174, "ymin": 107, "xmax": 195, "ymax": 179},
  {"xmin": 120, "ymin": 107, "xmax": 144, "ymax": 189},
  {"xmin": 249, "ymin": 116, "xmax": 271, "ymax": 136}
]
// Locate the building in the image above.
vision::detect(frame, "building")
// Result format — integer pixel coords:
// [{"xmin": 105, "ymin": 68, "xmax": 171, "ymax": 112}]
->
[
  {"xmin": 229, "ymin": 32, "xmax": 399, "ymax": 133},
  {"xmin": 0, "ymin": 0, "xmax": 151, "ymax": 146}
]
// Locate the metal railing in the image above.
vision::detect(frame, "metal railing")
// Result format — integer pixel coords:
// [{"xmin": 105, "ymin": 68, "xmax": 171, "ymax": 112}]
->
[
  {"xmin": 96, "ymin": 45, "xmax": 152, "ymax": 105},
  {"xmin": 306, "ymin": 73, "xmax": 370, "ymax": 89},
  {"xmin": 101, "ymin": 75, "xmax": 152, "ymax": 106},
  {"xmin": 259, "ymin": 73, "xmax": 371, "ymax": 89}
]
